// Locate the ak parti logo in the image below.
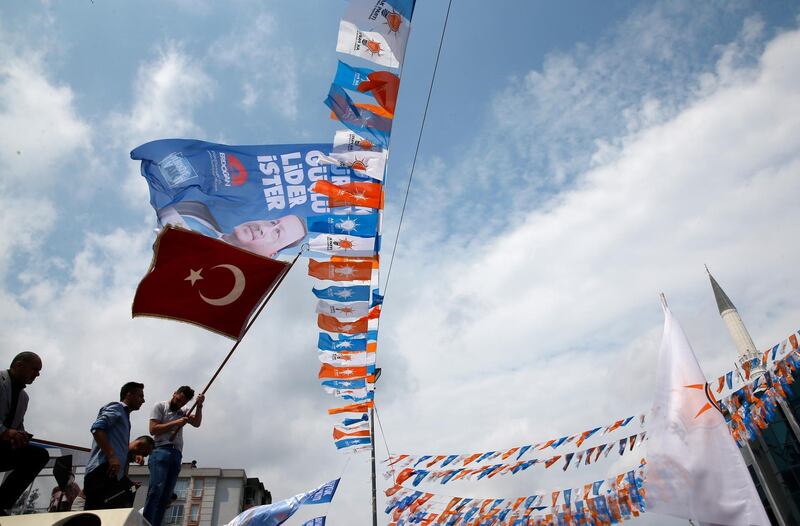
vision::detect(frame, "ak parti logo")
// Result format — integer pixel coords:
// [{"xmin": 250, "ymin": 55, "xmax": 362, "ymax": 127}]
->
[
  {"xmin": 220, "ymin": 152, "xmax": 248, "ymax": 186},
  {"xmin": 361, "ymin": 37, "xmax": 384, "ymax": 57},
  {"xmin": 382, "ymin": 8, "xmax": 403, "ymax": 35}
]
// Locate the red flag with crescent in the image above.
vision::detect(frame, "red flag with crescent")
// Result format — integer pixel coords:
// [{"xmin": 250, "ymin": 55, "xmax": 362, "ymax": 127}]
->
[{"xmin": 132, "ymin": 227, "xmax": 289, "ymax": 339}]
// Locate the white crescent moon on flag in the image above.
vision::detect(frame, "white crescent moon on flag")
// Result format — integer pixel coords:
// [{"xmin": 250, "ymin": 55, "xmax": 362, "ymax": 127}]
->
[{"xmin": 199, "ymin": 264, "xmax": 246, "ymax": 306}]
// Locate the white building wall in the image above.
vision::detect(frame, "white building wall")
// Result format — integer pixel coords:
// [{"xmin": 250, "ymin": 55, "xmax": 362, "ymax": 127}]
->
[{"xmin": 211, "ymin": 477, "xmax": 243, "ymax": 525}]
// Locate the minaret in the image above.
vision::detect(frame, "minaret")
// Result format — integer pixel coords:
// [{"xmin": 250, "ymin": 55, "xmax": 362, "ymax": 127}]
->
[
  {"xmin": 707, "ymin": 267, "xmax": 800, "ymax": 525},
  {"xmin": 706, "ymin": 267, "xmax": 761, "ymax": 368}
]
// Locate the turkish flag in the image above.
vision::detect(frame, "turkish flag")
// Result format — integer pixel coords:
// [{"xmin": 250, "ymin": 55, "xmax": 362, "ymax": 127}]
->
[{"xmin": 132, "ymin": 227, "xmax": 290, "ymax": 340}]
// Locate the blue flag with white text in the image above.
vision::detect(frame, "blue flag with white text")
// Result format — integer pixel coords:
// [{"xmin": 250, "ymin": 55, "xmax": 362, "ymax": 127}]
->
[{"xmin": 132, "ymin": 139, "xmax": 376, "ymax": 258}]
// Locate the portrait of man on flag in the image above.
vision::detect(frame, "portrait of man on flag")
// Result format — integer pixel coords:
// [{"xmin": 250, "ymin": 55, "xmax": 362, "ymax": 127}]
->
[
  {"xmin": 133, "ymin": 139, "xmax": 378, "ymax": 259},
  {"xmin": 157, "ymin": 201, "xmax": 307, "ymax": 259}
]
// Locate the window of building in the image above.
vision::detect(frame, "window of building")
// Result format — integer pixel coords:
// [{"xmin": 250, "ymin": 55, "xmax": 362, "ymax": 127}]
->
[
  {"xmin": 189, "ymin": 503, "xmax": 201, "ymax": 524},
  {"xmin": 192, "ymin": 478, "xmax": 204, "ymax": 498},
  {"xmin": 174, "ymin": 478, "xmax": 189, "ymax": 500},
  {"xmin": 163, "ymin": 504, "xmax": 185, "ymax": 525}
]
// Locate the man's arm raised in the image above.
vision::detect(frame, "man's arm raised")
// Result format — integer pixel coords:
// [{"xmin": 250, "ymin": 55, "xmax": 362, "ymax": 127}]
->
[{"xmin": 188, "ymin": 394, "xmax": 204, "ymax": 428}]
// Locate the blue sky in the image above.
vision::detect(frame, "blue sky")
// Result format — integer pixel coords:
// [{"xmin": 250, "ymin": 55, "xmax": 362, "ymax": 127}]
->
[{"xmin": 2, "ymin": 1, "xmax": 800, "ymax": 524}]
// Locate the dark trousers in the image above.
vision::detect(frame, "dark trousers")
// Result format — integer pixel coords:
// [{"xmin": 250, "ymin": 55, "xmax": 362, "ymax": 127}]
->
[
  {"xmin": 83, "ymin": 465, "xmax": 135, "ymax": 510},
  {"xmin": 0, "ymin": 442, "xmax": 49, "ymax": 510}
]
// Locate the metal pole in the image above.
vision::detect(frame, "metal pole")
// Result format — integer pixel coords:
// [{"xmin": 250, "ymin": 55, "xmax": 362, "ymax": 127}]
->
[{"xmin": 370, "ymin": 406, "xmax": 378, "ymax": 526}]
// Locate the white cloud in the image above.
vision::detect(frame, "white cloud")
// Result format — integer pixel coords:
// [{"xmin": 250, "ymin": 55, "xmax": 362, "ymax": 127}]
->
[
  {"xmin": 209, "ymin": 12, "xmax": 299, "ymax": 120},
  {"xmin": 0, "ymin": 39, "xmax": 92, "ymax": 188},
  {"xmin": 109, "ymin": 43, "xmax": 214, "ymax": 204}
]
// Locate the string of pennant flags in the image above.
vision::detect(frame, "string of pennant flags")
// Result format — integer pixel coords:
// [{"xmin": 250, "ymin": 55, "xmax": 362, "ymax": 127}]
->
[
  {"xmin": 389, "ymin": 432, "xmax": 647, "ymax": 489},
  {"xmin": 308, "ymin": 0, "xmax": 418, "ymax": 452},
  {"xmin": 384, "ymin": 327, "xmax": 800, "ymax": 470},
  {"xmin": 384, "ymin": 464, "xmax": 647, "ymax": 526}
]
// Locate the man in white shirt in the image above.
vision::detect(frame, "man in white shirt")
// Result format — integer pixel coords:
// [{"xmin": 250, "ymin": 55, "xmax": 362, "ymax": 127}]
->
[{"xmin": 143, "ymin": 386, "xmax": 204, "ymax": 526}]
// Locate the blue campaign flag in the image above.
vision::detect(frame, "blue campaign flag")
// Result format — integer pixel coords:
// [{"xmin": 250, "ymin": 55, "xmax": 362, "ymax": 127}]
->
[
  {"xmin": 132, "ymin": 139, "xmax": 370, "ymax": 258},
  {"xmin": 342, "ymin": 414, "xmax": 368, "ymax": 426},
  {"xmin": 301, "ymin": 478, "xmax": 340, "ymax": 505},
  {"xmin": 441, "ymin": 454, "xmax": 458, "ymax": 467},
  {"xmin": 333, "ymin": 60, "xmax": 374, "ymax": 92},
  {"xmin": 302, "ymin": 518, "xmax": 326, "ymax": 526},
  {"xmin": 388, "ymin": 0, "xmax": 416, "ymax": 20},
  {"xmin": 335, "ymin": 437, "xmax": 371, "ymax": 449},
  {"xmin": 318, "ymin": 333, "xmax": 367, "ymax": 351},
  {"xmin": 342, "ymin": 390, "xmax": 374, "ymax": 402},
  {"xmin": 475, "ymin": 451, "xmax": 496, "ymax": 463},
  {"xmin": 312, "ymin": 285, "xmax": 371, "ymax": 302},
  {"xmin": 325, "ymin": 85, "xmax": 391, "ymax": 149},
  {"xmin": 227, "ymin": 478, "xmax": 340, "ymax": 526},
  {"xmin": 440, "ymin": 468, "xmax": 463, "ymax": 484},
  {"xmin": 307, "ymin": 213, "xmax": 379, "ymax": 237},
  {"xmin": 322, "ymin": 378, "xmax": 367, "ymax": 390},
  {"xmin": 226, "ymin": 496, "xmax": 302, "ymax": 526}
]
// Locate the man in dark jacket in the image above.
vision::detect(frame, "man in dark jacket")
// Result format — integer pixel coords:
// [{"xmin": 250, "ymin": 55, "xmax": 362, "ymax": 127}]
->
[{"xmin": 0, "ymin": 351, "xmax": 48, "ymax": 515}]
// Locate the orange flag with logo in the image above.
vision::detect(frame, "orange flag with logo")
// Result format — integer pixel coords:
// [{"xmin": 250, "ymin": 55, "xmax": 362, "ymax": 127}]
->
[{"xmin": 312, "ymin": 180, "xmax": 383, "ymax": 209}]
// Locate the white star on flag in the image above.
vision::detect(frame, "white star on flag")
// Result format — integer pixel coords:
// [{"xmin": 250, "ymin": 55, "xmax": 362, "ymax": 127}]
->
[
  {"xmin": 335, "ymin": 266, "xmax": 357, "ymax": 277},
  {"xmin": 341, "ymin": 381, "xmax": 352, "ymax": 387},
  {"xmin": 336, "ymin": 218, "xmax": 359, "ymax": 233},
  {"xmin": 337, "ymin": 341, "xmax": 353, "ymax": 349},
  {"xmin": 341, "ymin": 369, "xmax": 354, "ymax": 375},
  {"xmin": 184, "ymin": 269, "xmax": 203, "ymax": 286},
  {"xmin": 340, "ymin": 324, "xmax": 354, "ymax": 332},
  {"xmin": 335, "ymin": 289, "xmax": 354, "ymax": 299}
]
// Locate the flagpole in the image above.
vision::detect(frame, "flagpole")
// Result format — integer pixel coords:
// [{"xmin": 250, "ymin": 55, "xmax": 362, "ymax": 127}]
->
[
  {"xmin": 171, "ymin": 251, "xmax": 301, "ymax": 436},
  {"xmin": 370, "ymin": 406, "xmax": 378, "ymax": 526},
  {"xmin": 370, "ymin": 368, "xmax": 382, "ymax": 526}
]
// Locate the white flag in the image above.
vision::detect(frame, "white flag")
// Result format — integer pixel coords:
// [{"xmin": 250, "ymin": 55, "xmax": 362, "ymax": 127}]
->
[
  {"xmin": 333, "ymin": 130, "xmax": 386, "ymax": 154},
  {"xmin": 318, "ymin": 149, "xmax": 387, "ymax": 181},
  {"xmin": 309, "ymin": 233, "xmax": 376, "ymax": 257},
  {"xmin": 318, "ymin": 350, "xmax": 374, "ymax": 367},
  {"xmin": 316, "ymin": 300, "xmax": 371, "ymax": 318},
  {"xmin": 646, "ymin": 306, "xmax": 770, "ymax": 525},
  {"xmin": 337, "ymin": 0, "xmax": 411, "ymax": 69}
]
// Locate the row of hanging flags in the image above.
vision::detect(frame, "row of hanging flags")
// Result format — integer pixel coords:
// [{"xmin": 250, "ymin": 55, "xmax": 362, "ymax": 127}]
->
[
  {"xmin": 129, "ymin": 0, "xmax": 416, "ymax": 451},
  {"xmin": 384, "ymin": 463, "xmax": 647, "ymax": 526},
  {"xmin": 376, "ymin": 326, "xmax": 800, "ymax": 524},
  {"xmin": 313, "ymin": 0, "xmax": 417, "ymax": 453}
]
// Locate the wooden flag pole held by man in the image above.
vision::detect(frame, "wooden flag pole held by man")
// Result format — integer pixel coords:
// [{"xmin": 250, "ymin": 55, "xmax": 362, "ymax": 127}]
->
[
  {"xmin": 172, "ymin": 249, "xmax": 300, "ymax": 435},
  {"xmin": 132, "ymin": 226, "xmax": 301, "ymax": 438}
]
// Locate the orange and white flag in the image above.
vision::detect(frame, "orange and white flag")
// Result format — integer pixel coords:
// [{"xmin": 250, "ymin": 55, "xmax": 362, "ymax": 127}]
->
[{"xmin": 645, "ymin": 305, "xmax": 770, "ymax": 525}]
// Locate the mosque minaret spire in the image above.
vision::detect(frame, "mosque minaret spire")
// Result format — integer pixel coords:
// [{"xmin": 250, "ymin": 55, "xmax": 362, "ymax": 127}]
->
[
  {"xmin": 706, "ymin": 266, "xmax": 761, "ymax": 364},
  {"xmin": 707, "ymin": 266, "xmax": 767, "ymax": 385}
]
